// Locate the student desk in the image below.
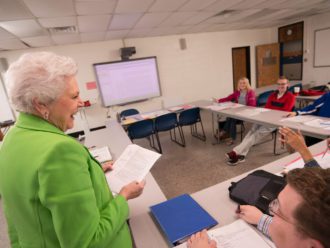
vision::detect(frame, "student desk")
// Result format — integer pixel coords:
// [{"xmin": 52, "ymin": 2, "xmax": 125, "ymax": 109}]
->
[
  {"xmin": 129, "ymin": 140, "xmax": 326, "ymax": 248},
  {"xmin": 84, "ymin": 120, "xmax": 166, "ymax": 218},
  {"xmin": 194, "ymin": 100, "xmax": 330, "ymax": 140}
]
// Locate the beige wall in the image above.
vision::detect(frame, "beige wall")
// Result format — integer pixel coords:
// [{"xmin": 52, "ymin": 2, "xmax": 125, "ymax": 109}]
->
[{"xmin": 0, "ymin": 28, "xmax": 277, "ymax": 132}]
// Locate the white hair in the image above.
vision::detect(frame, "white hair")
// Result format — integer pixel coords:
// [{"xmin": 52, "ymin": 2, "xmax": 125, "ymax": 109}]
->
[{"xmin": 5, "ymin": 52, "xmax": 78, "ymax": 113}]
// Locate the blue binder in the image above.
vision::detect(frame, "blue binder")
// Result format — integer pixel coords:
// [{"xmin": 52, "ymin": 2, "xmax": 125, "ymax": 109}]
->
[{"xmin": 150, "ymin": 194, "xmax": 218, "ymax": 245}]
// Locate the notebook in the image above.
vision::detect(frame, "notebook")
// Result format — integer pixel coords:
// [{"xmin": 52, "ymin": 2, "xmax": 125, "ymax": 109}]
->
[{"xmin": 150, "ymin": 194, "xmax": 218, "ymax": 246}]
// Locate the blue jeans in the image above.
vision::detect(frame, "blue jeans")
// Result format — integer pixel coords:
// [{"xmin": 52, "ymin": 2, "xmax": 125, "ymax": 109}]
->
[{"xmin": 223, "ymin": 118, "xmax": 238, "ymax": 140}]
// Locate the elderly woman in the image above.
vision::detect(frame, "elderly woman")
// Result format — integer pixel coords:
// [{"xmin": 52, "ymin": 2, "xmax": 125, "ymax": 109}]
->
[{"xmin": 0, "ymin": 52, "xmax": 144, "ymax": 247}]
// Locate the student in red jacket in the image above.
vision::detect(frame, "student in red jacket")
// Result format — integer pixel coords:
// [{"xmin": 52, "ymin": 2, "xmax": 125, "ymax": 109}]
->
[
  {"xmin": 226, "ymin": 77, "xmax": 295, "ymax": 165},
  {"xmin": 215, "ymin": 77, "xmax": 256, "ymax": 145}
]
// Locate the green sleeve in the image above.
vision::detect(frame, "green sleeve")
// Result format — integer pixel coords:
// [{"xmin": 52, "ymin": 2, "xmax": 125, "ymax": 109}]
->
[
  {"xmin": 3, "ymin": 203, "xmax": 20, "ymax": 248},
  {"xmin": 38, "ymin": 140, "xmax": 129, "ymax": 247}
]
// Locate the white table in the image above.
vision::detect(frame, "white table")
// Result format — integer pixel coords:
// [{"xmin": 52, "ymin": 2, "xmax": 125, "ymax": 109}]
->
[{"xmin": 129, "ymin": 140, "xmax": 326, "ymax": 247}]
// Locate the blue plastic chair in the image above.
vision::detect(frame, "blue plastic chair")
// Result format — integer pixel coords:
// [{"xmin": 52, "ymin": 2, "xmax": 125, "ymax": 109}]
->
[
  {"xmin": 257, "ymin": 90, "xmax": 274, "ymax": 107},
  {"xmin": 127, "ymin": 119, "xmax": 160, "ymax": 153},
  {"xmin": 178, "ymin": 107, "xmax": 206, "ymax": 145},
  {"xmin": 120, "ymin": 108, "xmax": 139, "ymax": 118},
  {"xmin": 155, "ymin": 113, "xmax": 185, "ymax": 153}
]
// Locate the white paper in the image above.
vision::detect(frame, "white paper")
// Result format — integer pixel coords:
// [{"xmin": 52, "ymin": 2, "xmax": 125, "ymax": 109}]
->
[
  {"xmin": 89, "ymin": 146, "xmax": 112, "ymax": 163},
  {"xmin": 284, "ymin": 152, "xmax": 330, "ymax": 172},
  {"xmin": 237, "ymin": 108, "xmax": 270, "ymax": 116},
  {"xmin": 175, "ymin": 220, "xmax": 273, "ymax": 248},
  {"xmin": 205, "ymin": 102, "xmax": 244, "ymax": 111},
  {"xmin": 304, "ymin": 118, "xmax": 330, "ymax": 129},
  {"xmin": 105, "ymin": 144, "xmax": 161, "ymax": 193},
  {"xmin": 280, "ymin": 115, "xmax": 315, "ymax": 123},
  {"xmin": 141, "ymin": 110, "xmax": 170, "ymax": 119}
]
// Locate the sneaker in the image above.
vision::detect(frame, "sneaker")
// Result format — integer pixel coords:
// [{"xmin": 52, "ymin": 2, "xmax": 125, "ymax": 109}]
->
[
  {"xmin": 225, "ymin": 151, "xmax": 237, "ymax": 160},
  {"xmin": 227, "ymin": 155, "xmax": 245, "ymax": 166}
]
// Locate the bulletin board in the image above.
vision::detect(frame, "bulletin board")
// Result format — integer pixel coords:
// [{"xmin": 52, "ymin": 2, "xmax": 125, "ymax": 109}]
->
[{"xmin": 314, "ymin": 27, "xmax": 330, "ymax": 67}]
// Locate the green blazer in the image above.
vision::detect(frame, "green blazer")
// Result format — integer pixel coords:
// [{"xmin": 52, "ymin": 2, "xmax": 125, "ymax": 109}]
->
[{"xmin": 0, "ymin": 113, "xmax": 132, "ymax": 248}]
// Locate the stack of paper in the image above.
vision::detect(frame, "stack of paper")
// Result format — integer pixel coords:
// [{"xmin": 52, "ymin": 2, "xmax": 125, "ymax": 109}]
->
[
  {"xmin": 280, "ymin": 115, "xmax": 315, "ymax": 123},
  {"xmin": 284, "ymin": 152, "xmax": 330, "ymax": 172},
  {"xmin": 105, "ymin": 144, "xmax": 161, "ymax": 193},
  {"xmin": 89, "ymin": 146, "xmax": 112, "ymax": 163},
  {"xmin": 237, "ymin": 108, "xmax": 269, "ymax": 116},
  {"xmin": 175, "ymin": 219, "xmax": 274, "ymax": 248}
]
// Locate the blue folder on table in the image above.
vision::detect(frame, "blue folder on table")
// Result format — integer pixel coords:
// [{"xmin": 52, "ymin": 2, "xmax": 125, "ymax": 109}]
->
[{"xmin": 150, "ymin": 194, "xmax": 218, "ymax": 245}]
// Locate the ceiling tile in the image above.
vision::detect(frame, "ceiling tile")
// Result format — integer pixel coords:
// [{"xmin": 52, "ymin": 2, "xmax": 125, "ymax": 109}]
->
[
  {"xmin": 51, "ymin": 34, "xmax": 81, "ymax": 45},
  {"xmin": 80, "ymin": 32, "xmax": 106, "ymax": 42},
  {"xmin": 0, "ymin": 0, "xmax": 33, "ymax": 21},
  {"xmin": 115, "ymin": 0, "xmax": 154, "ymax": 13},
  {"xmin": 149, "ymin": 26, "xmax": 191, "ymax": 36},
  {"xmin": 21, "ymin": 36, "xmax": 54, "ymax": 47},
  {"xmin": 0, "ymin": 19, "xmax": 46, "ymax": 38},
  {"xmin": 159, "ymin": 12, "xmax": 196, "ymax": 27},
  {"xmin": 109, "ymin": 14, "xmax": 142, "ymax": 30},
  {"xmin": 204, "ymin": 0, "xmax": 245, "ymax": 12},
  {"xmin": 127, "ymin": 28, "xmax": 152, "ymax": 38},
  {"xmin": 135, "ymin": 13, "xmax": 171, "ymax": 28},
  {"xmin": 75, "ymin": 1, "xmax": 117, "ymax": 15},
  {"xmin": 22, "ymin": 0, "xmax": 75, "ymax": 17},
  {"xmin": 105, "ymin": 30, "xmax": 129, "ymax": 39},
  {"xmin": 0, "ymin": 27, "xmax": 16, "ymax": 40},
  {"xmin": 229, "ymin": 0, "xmax": 269, "ymax": 10},
  {"xmin": 184, "ymin": 23, "xmax": 213, "ymax": 33},
  {"xmin": 149, "ymin": 0, "xmax": 188, "ymax": 12},
  {"xmin": 180, "ymin": 0, "xmax": 217, "ymax": 11},
  {"xmin": 78, "ymin": 15, "xmax": 111, "ymax": 32},
  {"xmin": 181, "ymin": 12, "xmax": 216, "ymax": 25},
  {"xmin": 0, "ymin": 38, "xmax": 30, "ymax": 50},
  {"xmin": 38, "ymin": 16, "xmax": 76, "ymax": 28}
]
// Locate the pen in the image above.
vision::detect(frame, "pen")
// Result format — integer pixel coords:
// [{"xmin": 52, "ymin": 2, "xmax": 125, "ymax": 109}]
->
[{"xmin": 322, "ymin": 147, "xmax": 328, "ymax": 158}]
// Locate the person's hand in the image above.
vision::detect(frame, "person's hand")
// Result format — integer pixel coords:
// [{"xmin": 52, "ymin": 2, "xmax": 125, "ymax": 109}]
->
[
  {"xmin": 119, "ymin": 180, "xmax": 146, "ymax": 200},
  {"xmin": 187, "ymin": 230, "xmax": 217, "ymax": 248},
  {"xmin": 101, "ymin": 161, "xmax": 113, "ymax": 172},
  {"xmin": 236, "ymin": 205, "xmax": 263, "ymax": 225},
  {"xmin": 285, "ymin": 112, "xmax": 297, "ymax": 117},
  {"xmin": 279, "ymin": 127, "xmax": 306, "ymax": 153}
]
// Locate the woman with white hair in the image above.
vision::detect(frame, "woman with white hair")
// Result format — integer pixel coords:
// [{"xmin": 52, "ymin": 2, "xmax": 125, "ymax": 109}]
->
[{"xmin": 0, "ymin": 52, "xmax": 144, "ymax": 247}]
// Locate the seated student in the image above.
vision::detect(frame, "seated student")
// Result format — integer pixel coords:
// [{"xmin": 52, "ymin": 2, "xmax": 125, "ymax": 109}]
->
[
  {"xmin": 226, "ymin": 77, "xmax": 295, "ymax": 165},
  {"xmin": 279, "ymin": 126, "xmax": 328, "ymax": 167},
  {"xmin": 287, "ymin": 91, "xmax": 330, "ymax": 146},
  {"xmin": 188, "ymin": 168, "xmax": 330, "ymax": 248},
  {"xmin": 214, "ymin": 77, "xmax": 256, "ymax": 145}
]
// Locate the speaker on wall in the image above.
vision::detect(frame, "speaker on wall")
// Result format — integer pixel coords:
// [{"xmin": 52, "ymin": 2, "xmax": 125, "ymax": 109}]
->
[
  {"xmin": 179, "ymin": 38, "xmax": 187, "ymax": 50},
  {"xmin": 0, "ymin": 58, "xmax": 8, "ymax": 72}
]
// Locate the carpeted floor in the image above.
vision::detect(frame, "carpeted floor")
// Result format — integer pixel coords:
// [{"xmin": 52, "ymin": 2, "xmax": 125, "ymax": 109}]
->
[{"xmin": 0, "ymin": 110, "xmax": 288, "ymax": 246}]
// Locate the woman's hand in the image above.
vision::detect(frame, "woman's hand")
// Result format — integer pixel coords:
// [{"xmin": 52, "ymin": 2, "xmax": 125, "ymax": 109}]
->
[
  {"xmin": 101, "ymin": 161, "xmax": 113, "ymax": 172},
  {"xmin": 286, "ymin": 112, "xmax": 297, "ymax": 117},
  {"xmin": 236, "ymin": 205, "xmax": 263, "ymax": 225},
  {"xmin": 187, "ymin": 230, "xmax": 217, "ymax": 248},
  {"xmin": 119, "ymin": 180, "xmax": 146, "ymax": 200}
]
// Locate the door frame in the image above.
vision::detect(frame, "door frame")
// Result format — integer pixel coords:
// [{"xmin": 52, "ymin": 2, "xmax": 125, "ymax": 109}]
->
[{"xmin": 232, "ymin": 46, "xmax": 251, "ymax": 90}]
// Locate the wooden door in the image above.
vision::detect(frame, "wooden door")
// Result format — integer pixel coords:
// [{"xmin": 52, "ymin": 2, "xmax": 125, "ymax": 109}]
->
[
  {"xmin": 232, "ymin": 47, "xmax": 250, "ymax": 90},
  {"xmin": 256, "ymin": 43, "xmax": 280, "ymax": 87}
]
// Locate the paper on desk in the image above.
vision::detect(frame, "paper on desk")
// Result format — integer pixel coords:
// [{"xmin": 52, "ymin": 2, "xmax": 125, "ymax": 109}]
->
[
  {"xmin": 121, "ymin": 117, "xmax": 138, "ymax": 125},
  {"xmin": 205, "ymin": 102, "xmax": 244, "ymax": 111},
  {"xmin": 280, "ymin": 115, "xmax": 315, "ymax": 123},
  {"xmin": 175, "ymin": 219, "xmax": 274, "ymax": 248},
  {"xmin": 105, "ymin": 144, "xmax": 161, "ymax": 193},
  {"xmin": 304, "ymin": 118, "xmax": 330, "ymax": 129},
  {"xmin": 89, "ymin": 146, "xmax": 112, "ymax": 163},
  {"xmin": 284, "ymin": 152, "xmax": 330, "ymax": 172},
  {"xmin": 236, "ymin": 108, "xmax": 270, "ymax": 116},
  {"xmin": 141, "ymin": 110, "xmax": 170, "ymax": 119}
]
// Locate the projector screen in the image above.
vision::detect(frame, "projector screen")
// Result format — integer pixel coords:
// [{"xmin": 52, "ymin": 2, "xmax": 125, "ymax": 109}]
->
[{"xmin": 93, "ymin": 57, "xmax": 161, "ymax": 107}]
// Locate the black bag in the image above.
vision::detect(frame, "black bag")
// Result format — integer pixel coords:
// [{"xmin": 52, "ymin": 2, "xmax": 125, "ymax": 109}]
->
[{"xmin": 228, "ymin": 170, "xmax": 286, "ymax": 214}]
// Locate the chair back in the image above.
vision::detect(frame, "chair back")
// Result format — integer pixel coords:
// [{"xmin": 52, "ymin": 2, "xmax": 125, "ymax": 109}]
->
[
  {"xmin": 178, "ymin": 107, "xmax": 201, "ymax": 126},
  {"xmin": 127, "ymin": 119, "xmax": 154, "ymax": 139},
  {"xmin": 155, "ymin": 113, "xmax": 178, "ymax": 132},
  {"xmin": 257, "ymin": 90, "xmax": 274, "ymax": 107},
  {"xmin": 120, "ymin": 108, "xmax": 139, "ymax": 118}
]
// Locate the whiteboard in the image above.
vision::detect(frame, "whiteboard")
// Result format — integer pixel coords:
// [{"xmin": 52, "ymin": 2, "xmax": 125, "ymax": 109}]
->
[
  {"xmin": 0, "ymin": 78, "xmax": 15, "ymax": 123},
  {"xmin": 314, "ymin": 27, "xmax": 330, "ymax": 67}
]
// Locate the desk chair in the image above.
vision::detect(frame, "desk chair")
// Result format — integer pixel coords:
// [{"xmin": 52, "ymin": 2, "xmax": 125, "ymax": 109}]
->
[
  {"xmin": 154, "ymin": 113, "xmax": 185, "ymax": 153},
  {"xmin": 257, "ymin": 90, "xmax": 274, "ymax": 107},
  {"xmin": 120, "ymin": 108, "xmax": 139, "ymax": 118},
  {"xmin": 127, "ymin": 119, "xmax": 161, "ymax": 153},
  {"xmin": 178, "ymin": 107, "xmax": 206, "ymax": 146}
]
